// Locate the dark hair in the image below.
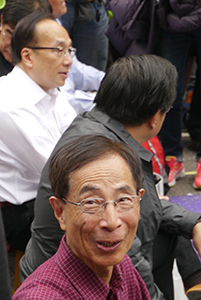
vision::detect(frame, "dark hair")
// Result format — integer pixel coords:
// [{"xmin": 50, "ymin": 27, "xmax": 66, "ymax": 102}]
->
[
  {"xmin": 11, "ymin": 11, "xmax": 55, "ymax": 65},
  {"xmin": 49, "ymin": 135, "xmax": 142, "ymax": 202},
  {"xmin": 2, "ymin": 0, "xmax": 52, "ymax": 28},
  {"xmin": 94, "ymin": 55, "xmax": 177, "ymax": 126}
]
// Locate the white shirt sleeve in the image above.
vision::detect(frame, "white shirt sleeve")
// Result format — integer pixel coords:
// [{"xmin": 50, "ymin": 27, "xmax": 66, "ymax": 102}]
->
[
  {"xmin": 63, "ymin": 55, "xmax": 105, "ymax": 92},
  {"xmin": 60, "ymin": 56, "xmax": 105, "ymax": 114}
]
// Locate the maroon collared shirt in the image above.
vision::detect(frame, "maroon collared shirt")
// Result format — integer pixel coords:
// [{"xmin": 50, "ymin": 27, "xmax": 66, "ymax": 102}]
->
[{"xmin": 13, "ymin": 235, "xmax": 151, "ymax": 300}]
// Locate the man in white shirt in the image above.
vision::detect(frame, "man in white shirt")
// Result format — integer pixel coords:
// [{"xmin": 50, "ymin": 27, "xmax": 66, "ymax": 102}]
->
[
  {"xmin": 0, "ymin": 0, "xmax": 105, "ymax": 115},
  {"xmin": 0, "ymin": 12, "xmax": 77, "ymax": 251}
]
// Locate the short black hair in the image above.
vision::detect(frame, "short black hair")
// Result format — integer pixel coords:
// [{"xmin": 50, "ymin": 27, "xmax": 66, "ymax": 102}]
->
[
  {"xmin": 11, "ymin": 11, "xmax": 55, "ymax": 65},
  {"xmin": 2, "ymin": 0, "xmax": 52, "ymax": 28},
  {"xmin": 94, "ymin": 54, "xmax": 177, "ymax": 126},
  {"xmin": 49, "ymin": 135, "xmax": 142, "ymax": 201}
]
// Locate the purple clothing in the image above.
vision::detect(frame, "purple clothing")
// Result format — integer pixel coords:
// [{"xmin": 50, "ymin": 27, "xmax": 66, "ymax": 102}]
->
[
  {"xmin": 13, "ymin": 235, "xmax": 151, "ymax": 300},
  {"xmin": 157, "ymin": 0, "xmax": 201, "ymax": 32},
  {"xmin": 105, "ymin": 0, "xmax": 158, "ymax": 56}
]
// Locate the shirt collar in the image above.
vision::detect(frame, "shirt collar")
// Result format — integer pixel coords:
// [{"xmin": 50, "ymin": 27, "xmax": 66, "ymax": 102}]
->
[
  {"xmin": 55, "ymin": 235, "xmax": 124, "ymax": 299},
  {"xmin": 12, "ymin": 66, "xmax": 58, "ymax": 110}
]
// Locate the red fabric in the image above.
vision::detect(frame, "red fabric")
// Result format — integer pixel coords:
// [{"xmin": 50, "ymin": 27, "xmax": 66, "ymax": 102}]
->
[{"xmin": 142, "ymin": 136, "xmax": 165, "ymax": 176}]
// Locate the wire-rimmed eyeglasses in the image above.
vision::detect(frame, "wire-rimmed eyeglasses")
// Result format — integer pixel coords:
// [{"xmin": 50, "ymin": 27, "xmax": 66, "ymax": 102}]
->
[
  {"xmin": 62, "ymin": 195, "xmax": 143, "ymax": 214},
  {"xmin": 1, "ymin": 31, "xmax": 12, "ymax": 40},
  {"xmin": 27, "ymin": 46, "xmax": 76, "ymax": 58}
]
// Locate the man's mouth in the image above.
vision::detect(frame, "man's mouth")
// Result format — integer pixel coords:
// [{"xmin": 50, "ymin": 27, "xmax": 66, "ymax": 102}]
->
[
  {"xmin": 98, "ymin": 241, "xmax": 119, "ymax": 247},
  {"xmin": 96, "ymin": 239, "xmax": 123, "ymax": 251},
  {"xmin": 59, "ymin": 72, "xmax": 68, "ymax": 79}
]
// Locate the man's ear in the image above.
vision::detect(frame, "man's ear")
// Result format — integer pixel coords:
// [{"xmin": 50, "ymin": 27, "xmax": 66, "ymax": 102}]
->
[
  {"xmin": 139, "ymin": 188, "xmax": 145, "ymax": 198},
  {"xmin": 49, "ymin": 196, "xmax": 66, "ymax": 231},
  {"xmin": 20, "ymin": 47, "xmax": 34, "ymax": 69},
  {"xmin": 148, "ymin": 110, "xmax": 160, "ymax": 129}
]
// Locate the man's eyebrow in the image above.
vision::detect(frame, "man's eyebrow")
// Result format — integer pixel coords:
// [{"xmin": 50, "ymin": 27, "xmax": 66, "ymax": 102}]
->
[
  {"xmin": 79, "ymin": 186, "xmax": 99, "ymax": 196},
  {"xmin": 54, "ymin": 40, "xmax": 72, "ymax": 47},
  {"xmin": 78, "ymin": 185, "xmax": 135, "ymax": 196},
  {"xmin": 116, "ymin": 185, "xmax": 136, "ymax": 194}
]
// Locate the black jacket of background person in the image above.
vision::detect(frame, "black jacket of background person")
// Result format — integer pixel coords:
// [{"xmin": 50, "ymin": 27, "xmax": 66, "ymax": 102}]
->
[
  {"xmin": 20, "ymin": 106, "xmax": 201, "ymax": 300},
  {"xmin": 0, "ymin": 52, "xmax": 13, "ymax": 76}
]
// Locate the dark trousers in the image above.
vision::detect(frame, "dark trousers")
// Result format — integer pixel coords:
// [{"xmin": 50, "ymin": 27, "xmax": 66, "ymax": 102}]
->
[
  {"xmin": 59, "ymin": 0, "xmax": 108, "ymax": 71},
  {"xmin": 0, "ymin": 207, "xmax": 12, "ymax": 300},
  {"xmin": 153, "ymin": 231, "xmax": 201, "ymax": 300},
  {"xmin": 157, "ymin": 27, "xmax": 201, "ymax": 158},
  {"xmin": 153, "ymin": 231, "xmax": 177, "ymax": 300},
  {"xmin": 176, "ymin": 236, "xmax": 201, "ymax": 280},
  {"xmin": 1, "ymin": 199, "xmax": 35, "ymax": 252},
  {"xmin": 187, "ymin": 63, "xmax": 201, "ymax": 157}
]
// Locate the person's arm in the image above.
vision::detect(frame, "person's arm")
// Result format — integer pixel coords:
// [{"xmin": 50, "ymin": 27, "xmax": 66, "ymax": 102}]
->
[
  {"xmin": 192, "ymin": 220, "xmax": 201, "ymax": 258},
  {"xmin": 128, "ymin": 236, "xmax": 165, "ymax": 300},
  {"xmin": 160, "ymin": 199, "xmax": 201, "ymax": 238},
  {"xmin": 66, "ymin": 90, "xmax": 96, "ymax": 114},
  {"xmin": 67, "ymin": 56, "xmax": 105, "ymax": 91},
  {"xmin": 0, "ymin": 110, "xmax": 55, "ymax": 175},
  {"xmin": 0, "ymin": 99, "xmax": 76, "ymax": 176},
  {"xmin": 59, "ymin": 57, "xmax": 104, "ymax": 114}
]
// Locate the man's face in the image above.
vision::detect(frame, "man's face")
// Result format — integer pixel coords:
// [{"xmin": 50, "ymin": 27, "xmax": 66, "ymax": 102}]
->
[
  {"xmin": 28, "ymin": 19, "xmax": 72, "ymax": 92},
  {"xmin": 0, "ymin": 24, "xmax": 14, "ymax": 63},
  {"xmin": 59, "ymin": 154, "xmax": 140, "ymax": 278},
  {"xmin": 48, "ymin": 0, "xmax": 67, "ymax": 18}
]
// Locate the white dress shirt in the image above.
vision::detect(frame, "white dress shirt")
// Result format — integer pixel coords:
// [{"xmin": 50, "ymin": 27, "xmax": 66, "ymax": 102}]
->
[
  {"xmin": 60, "ymin": 55, "xmax": 105, "ymax": 114},
  {"xmin": 0, "ymin": 66, "xmax": 76, "ymax": 205}
]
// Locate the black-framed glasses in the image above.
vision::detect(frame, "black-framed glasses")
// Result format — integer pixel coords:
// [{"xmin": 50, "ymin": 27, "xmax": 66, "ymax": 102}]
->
[
  {"xmin": 62, "ymin": 195, "xmax": 143, "ymax": 214},
  {"xmin": 27, "ymin": 46, "xmax": 76, "ymax": 58}
]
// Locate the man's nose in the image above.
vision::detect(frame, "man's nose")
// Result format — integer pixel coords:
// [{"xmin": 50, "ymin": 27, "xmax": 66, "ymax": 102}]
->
[
  {"xmin": 99, "ymin": 202, "xmax": 122, "ymax": 231},
  {"xmin": 63, "ymin": 53, "xmax": 72, "ymax": 66}
]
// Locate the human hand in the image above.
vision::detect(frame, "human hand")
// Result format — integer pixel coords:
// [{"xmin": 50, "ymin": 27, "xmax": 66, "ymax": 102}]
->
[
  {"xmin": 157, "ymin": 193, "xmax": 169, "ymax": 201},
  {"xmin": 192, "ymin": 221, "xmax": 201, "ymax": 259}
]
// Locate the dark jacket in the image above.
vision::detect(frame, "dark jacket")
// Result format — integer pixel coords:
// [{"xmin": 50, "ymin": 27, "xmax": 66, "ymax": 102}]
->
[
  {"xmin": 105, "ymin": 0, "xmax": 159, "ymax": 56},
  {"xmin": 20, "ymin": 107, "xmax": 200, "ymax": 300},
  {"xmin": 105, "ymin": 0, "xmax": 201, "ymax": 57},
  {"xmin": 0, "ymin": 52, "xmax": 13, "ymax": 77},
  {"xmin": 157, "ymin": 0, "xmax": 201, "ymax": 32}
]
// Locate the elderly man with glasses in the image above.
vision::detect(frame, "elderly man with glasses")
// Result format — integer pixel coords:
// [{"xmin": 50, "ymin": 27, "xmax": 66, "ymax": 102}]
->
[
  {"xmin": 13, "ymin": 135, "xmax": 151, "ymax": 300},
  {"xmin": 0, "ymin": 11, "xmax": 77, "ymax": 252},
  {"xmin": 0, "ymin": 0, "xmax": 105, "ymax": 114},
  {"xmin": 20, "ymin": 54, "xmax": 201, "ymax": 300}
]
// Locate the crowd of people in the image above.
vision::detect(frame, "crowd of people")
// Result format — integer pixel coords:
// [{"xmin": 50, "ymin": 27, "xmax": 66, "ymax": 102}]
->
[{"xmin": 0, "ymin": 1, "xmax": 201, "ymax": 300}]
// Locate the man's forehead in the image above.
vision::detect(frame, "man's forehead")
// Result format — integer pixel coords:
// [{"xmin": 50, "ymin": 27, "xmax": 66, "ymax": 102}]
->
[
  {"xmin": 36, "ymin": 19, "xmax": 68, "ymax": 36},
  {"xmin": 36, "ymin": 19, "xmax": 70, "ymax": 44}
]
